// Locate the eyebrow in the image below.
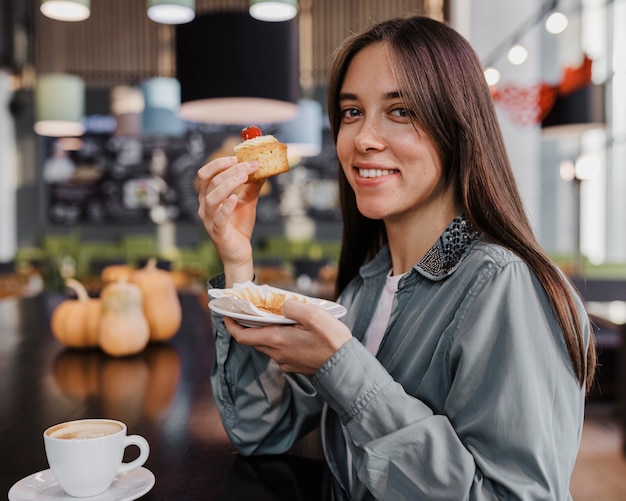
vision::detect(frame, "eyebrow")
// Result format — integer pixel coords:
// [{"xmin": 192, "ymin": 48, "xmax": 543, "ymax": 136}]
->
[{"xmin": 338, "ymin": 91, "xmax": 402, "ymax": 101}]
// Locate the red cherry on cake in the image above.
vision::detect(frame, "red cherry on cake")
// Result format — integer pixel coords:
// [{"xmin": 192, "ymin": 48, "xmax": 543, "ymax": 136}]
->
[{"xmin": 241, "ymin": 126, "xmax": 262, "ymax": 141}]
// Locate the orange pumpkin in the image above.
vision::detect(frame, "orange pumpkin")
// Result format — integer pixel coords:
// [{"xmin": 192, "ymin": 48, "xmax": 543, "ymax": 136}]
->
[
  {"xmin": 129, "ymin": 258, "xmax": 182, "ymax": 342},
  {"xmin": 99, "ymin": 280, "xmax": 150, "ymax": 357},
  {"xmin": 101, "ymin": 264, "xmax": 134, "ymax": 285},
  {"xmin": 51, "ymin": 278, "xmax": 101, "ymax": 349}
]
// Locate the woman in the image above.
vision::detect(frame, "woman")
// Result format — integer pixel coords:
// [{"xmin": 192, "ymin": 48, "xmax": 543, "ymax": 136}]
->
[{"xmin": 196, "ymin": 15, "xmax": 595, "ymax": 500}]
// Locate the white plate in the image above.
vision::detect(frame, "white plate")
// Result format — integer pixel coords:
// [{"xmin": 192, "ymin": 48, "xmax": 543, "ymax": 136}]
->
[
  {"xmin": 208, "ymin": 296, "xmax": 347, "ymax": 328},
  {"xmin": 8, "ymin": 467, "xmax": 155, "ymax": 501}
]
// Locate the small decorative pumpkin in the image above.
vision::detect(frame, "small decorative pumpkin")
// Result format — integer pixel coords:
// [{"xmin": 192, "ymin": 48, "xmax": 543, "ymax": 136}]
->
[
  {"xmin": 129, "ymin": 258, "xmax": 182, "ymax": 342},
  {"xmin": 101, "ymin": 264, "xmax": 134, "ymax": 285},
  {"xmin": 51, "ymin": 278, "xmax": 101, "ymax": 349},
  {"xmin": 99, "ymin": 280, "xmax": 150, "ymax": 357}
]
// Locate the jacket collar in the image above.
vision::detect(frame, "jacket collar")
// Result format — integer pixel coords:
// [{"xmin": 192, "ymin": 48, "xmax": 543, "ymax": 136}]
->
[{"xmin": 360, "ymin": 214, "xmax": 482, "ymax": 282}]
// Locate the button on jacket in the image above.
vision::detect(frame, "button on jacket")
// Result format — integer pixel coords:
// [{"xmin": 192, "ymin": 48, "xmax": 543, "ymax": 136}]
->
[{"xmin": 209, "ymin": 216, "xmax": 590, "ymax": 500}]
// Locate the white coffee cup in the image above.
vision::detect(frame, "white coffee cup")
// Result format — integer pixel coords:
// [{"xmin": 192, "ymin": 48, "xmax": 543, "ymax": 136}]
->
[{"xmin": 43, "ymin": 418, "xmax": 150, "ymax": 498}]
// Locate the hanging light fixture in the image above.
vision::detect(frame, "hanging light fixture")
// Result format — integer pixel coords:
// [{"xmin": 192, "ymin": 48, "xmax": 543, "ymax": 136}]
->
[
  {"xmin": 545, "ymin": 11, "xmax": 568, "ymax": 34},
  {"xmin": 147, "ymin": 0, "xmax": 195, "ymax": 25},
  {"xmin": 40, "ymin": 0, "xmax": 90, "ymax": 22},
  {"xmin": 484, "ymin": 67, "xmax": 501, "ymax": 87},
  {"xmin": 176, "ymin": 12, "xmax": 299, "ymax": 124},
  {"xmin": 276, "ymin": 99, "xmax": 323, "ymax": 160},
  {"xmin": 34, "ymin": 73, "xmax": 85, "ymax": 137},
  {"xmin": 249, "ymin": 0, "xmax": 298, "ymax": 22},
  {"xmin": 110, "ymin": 85, "xmax": 144, "ymax": 136},
  {"xmin": 507, "ymin": 44, "xmax": 528, "ymax": 65},
  {"xmin": 140, "ymin": 77, "xmax": 186, "ymax": 136},
  {"xmin": 542, "ymin": 84, "xmax": 606, "ymax": 138}
]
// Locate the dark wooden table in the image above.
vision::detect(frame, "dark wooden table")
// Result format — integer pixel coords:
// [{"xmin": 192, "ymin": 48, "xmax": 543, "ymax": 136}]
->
[{"xmin": 1, "ymin": 293, "xmax": 326, "ymax": 500}]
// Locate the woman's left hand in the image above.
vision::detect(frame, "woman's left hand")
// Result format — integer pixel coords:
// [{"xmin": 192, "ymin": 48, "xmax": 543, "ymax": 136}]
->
[{"xmin": 224, "ymin": 299, "xmax": 353, "ymax": 375}]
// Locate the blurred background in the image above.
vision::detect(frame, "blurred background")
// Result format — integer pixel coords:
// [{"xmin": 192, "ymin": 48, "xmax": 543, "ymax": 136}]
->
[{"xmin": 0, "ymin": 0, "xmax": 622, "ymax": 292}]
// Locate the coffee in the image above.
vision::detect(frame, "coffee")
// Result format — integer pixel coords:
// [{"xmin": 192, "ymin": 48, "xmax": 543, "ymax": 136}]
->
[{"xmin": 46, "ymin": 420, "xmax": 123, "ymax": 440}]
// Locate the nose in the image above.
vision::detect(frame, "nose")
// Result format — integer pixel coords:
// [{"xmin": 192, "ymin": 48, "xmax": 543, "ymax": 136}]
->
[{"xmin": 354, "ymin": 119, "xmax": 385, "ymax": 153}]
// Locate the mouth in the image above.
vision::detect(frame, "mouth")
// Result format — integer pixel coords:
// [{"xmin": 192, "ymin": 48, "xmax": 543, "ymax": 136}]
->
[{"xmin": 357, "ymin": 168, "xmax": 399, "ymax": 178}]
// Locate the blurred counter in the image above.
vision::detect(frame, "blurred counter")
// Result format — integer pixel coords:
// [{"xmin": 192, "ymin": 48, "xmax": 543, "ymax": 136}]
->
[{"xmin": 0, "ymin": 268, "xmax": 43, "ymax": 300}]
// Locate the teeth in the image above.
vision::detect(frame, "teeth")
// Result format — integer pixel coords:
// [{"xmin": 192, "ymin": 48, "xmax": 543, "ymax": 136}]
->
[{"xmin": 358, "ymin": 169, "xmax": 394, "ymax": 178}]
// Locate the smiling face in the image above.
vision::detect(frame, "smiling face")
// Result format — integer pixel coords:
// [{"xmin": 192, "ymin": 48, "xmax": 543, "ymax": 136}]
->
[{"xmin": 336, "ymin": 42, "xmax": 459, "ymax": 229}]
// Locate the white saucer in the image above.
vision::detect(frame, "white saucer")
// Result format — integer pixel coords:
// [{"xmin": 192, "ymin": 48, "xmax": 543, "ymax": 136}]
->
[
  {"xmin": 208, "ymin": 282, "xmax": 347, "ymax": 328},
  {"xmin": 209, "ymin": 296, "xmax": 347, "ymax": 328},
  {"xmin": 8, "ymin": 467, "xmax": 155, "ymax": 501}
]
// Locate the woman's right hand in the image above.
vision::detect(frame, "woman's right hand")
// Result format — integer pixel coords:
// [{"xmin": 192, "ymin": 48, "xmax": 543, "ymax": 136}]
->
[{"xmin": 195, "ymin": 156, "xmax": 263, "ymax": 286}]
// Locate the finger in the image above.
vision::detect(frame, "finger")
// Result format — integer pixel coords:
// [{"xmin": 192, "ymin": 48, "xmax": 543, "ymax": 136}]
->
[
  {"xmin": 282, "ymin": 300, "xmax": 352, "ymax": 351},
  {"xmin": 198, "ymin": 169, "xmax": 246, "ymax": 222},
  {"xmin": 224, "ymin": 316, "xmax": 273, "ymax": 347},
  {"xmin": 282, "ymin": 299, "xmax": 326, "ymax": 325},
  {"xmin": 196, "ymin": 157, "xmax": 260, "ymax": 201},
  {"xmin": 196, "ymin": 157, "xmax": 239, "ymax": 216},
  {"xmin": 196, "ymin": 157, "xmax": 235, "ymax": 196},
  {"xmin": 202, "ymin": 162, "xmax": 259, "ymax": 209},
  {"xmin": 223, "ymin": 316, "xmax": 248, "ymax": 339},
  {"xmin": 196, "ymin": 156, "xmax": 238, "ymax": 190}
]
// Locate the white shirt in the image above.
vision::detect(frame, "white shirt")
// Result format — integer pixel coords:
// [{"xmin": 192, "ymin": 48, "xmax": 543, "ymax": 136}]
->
[{"xmin": 362, "ymin": 271, "xmax": 404, "ymax": 355}]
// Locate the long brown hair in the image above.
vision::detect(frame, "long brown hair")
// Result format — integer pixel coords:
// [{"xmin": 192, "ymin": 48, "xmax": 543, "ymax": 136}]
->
[{"xmin": 327, "ymin": 16, "xmax": 595, "ymax": 391}]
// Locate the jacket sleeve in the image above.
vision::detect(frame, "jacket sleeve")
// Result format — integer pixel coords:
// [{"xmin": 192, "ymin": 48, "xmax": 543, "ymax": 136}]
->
[
  {"xmin": 209, "ymin": 278, "xmax": 324, "ymax": 456},
  {"xmin": 312, "ymin": 261, "xmax": 588, "ymax": 500}
]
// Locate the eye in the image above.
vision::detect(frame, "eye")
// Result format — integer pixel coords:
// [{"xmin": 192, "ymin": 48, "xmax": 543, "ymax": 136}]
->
[
  {"xmin": 390, "ymin": 107, "xmax": 413, "ymax": 120},
  {"xmin": 341, "ymin": 107, "xmax": 362, "ymax": 120}
]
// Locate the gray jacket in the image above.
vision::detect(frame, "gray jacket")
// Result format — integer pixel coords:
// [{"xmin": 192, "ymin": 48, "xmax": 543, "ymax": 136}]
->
[{"xmin": 210, "ymin": 216, "xmax": 590, "ymax": 500}]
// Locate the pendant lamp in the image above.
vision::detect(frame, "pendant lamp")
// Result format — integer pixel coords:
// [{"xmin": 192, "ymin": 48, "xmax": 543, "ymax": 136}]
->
[
  {"xmin": 34, "ymin": 73, "xmax": 85, "ymax": 137},
  {"xmin": 176, "ymin": 12, "xmax": 299, "ymax": 125},
  {"xmin": 542, "ymin": 84, "xmax": 605, "ymax": 139},
  {"xmin": 110, "ymin": 85, "xmax": 144, "ymax": 136},
  {"xmin": 277, "ymin": 99, "xmax": 323, "ymax": 160},
  {"xmin": 40, "ymin": 0, "xmax": 90, "ymax": 22},
  {"xmin": 147, "ymin": 0, "xmax": 195, "ymax": 25},
  {"xmin": 249, "ymin": 0, "xmax": 297, "ymax": 22},
  {"xmin": 140, "ymin": 77, "xmax": 186, "ymax": 136}
]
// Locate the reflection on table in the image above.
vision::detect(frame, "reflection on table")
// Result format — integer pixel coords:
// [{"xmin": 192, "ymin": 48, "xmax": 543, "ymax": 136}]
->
[{"xmin": 0, "ymin": 293, "xmax": 326, "ymax": 500}]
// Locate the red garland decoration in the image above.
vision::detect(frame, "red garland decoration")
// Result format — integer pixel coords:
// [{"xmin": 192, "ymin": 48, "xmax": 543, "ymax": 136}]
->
[{"xmin": 491, "ymin": 54, "xmax": 593, "ymax": 127}]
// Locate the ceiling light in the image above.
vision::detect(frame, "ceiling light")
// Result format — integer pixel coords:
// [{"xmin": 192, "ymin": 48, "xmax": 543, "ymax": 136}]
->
[
  {"xmin": 542, "ymin": 84, "xmax": 605, "ymax": 138},
  {"xmin": 141, "ymin": 77, "xmax": 186, "ymax": 136},
  {"xmin": 110, "ymin": 86, "xmax": 144, "ymax": 116},
  {"xmin": 507, "ymin": 44, "xmax": 528, "ymax": 65},
  {"xmin": 277, "ymin": 99, "xmax": 323, "ymax": 160},
  {"xmin": 40, "ymin": 0, "xmax": 90, "ymax": 22},
  {"xmin": 57, "ymin": 137, "xmax": 83, "ymax": 151},
  {"xmin": 147, "ymin": 0, "xmax": 195, "ymax": 25},
  {"xmin": 574, "ymin": 153, "xmax": 598, "ymax": 180},
  {"xmin": 110, "ymin": 85, "xmax": 144, "ymax": 136},
  {"xmin": 545, "ymin": 12, "xmax": 568, "ymax": 34},
  {"xmin": 34, "ymin": 73, "xmax": 85, "ymax": 137},
  {"xmin": 176, "ymin": 12, "xmax": 299, "ymax": 125},
  {"xmin": 249, "ymin": 0, "xmax": 297, "ymax": 22},
  {"xmin": 484, "ymin": 67, "xmax": 501, "ymax": 86}
]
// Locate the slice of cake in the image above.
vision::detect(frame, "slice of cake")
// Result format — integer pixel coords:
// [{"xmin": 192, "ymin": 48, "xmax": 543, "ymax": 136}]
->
[{"xmin": 234, "ymin": 126, "xmax": 289, "ymax": 183}]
